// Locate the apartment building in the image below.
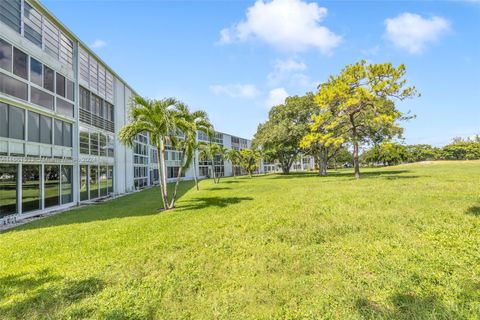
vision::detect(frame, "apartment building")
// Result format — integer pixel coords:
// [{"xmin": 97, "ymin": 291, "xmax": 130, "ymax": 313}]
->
[{"xmin": 0, "ymin": 0, "xmax": 250, "ymax": 224}]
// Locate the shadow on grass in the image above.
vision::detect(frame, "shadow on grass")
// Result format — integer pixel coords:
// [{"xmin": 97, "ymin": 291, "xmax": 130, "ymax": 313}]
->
[
  {"xmin": 466, "ymin": 206, "xmax": 480, "ymax": 216},
  {"xmin": 4, "ymin": 180, "xmax": 196, "ymax": 233},
  {"xmin": 356, "ymin": 293, "xmax": 459, "ymax": 319},
  {"xmin": 177, "ymin": 196, "xmax": 254, "ymax": 211},
  {"xmin": 270, "ymin": 170, "xmax": 418, "ymax": 180},
  {"xmin": 0, "ymin": 269, "xmax": 104, "ymax": 319},
  {"xmin": 204, "ymin": 187, "xmax": 232, "ymax": 191}
]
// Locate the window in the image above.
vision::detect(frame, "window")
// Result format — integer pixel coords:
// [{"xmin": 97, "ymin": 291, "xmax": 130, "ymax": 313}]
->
[
  {"xmin": 107, "ymin": 166, "xmax": 114, "ymax": 194},
  {"xmin": 44, "ymin": 19, "xmax": 59, "ymax": 59},
  {"xmin": 79, "ymin": 47, "xmax": 89, "ymax": 83},
  {"xmin": 59, "ymin": 33, "xmax": 73, "ymax": 69},
  {"xmin": 0, "ymin": 164, "xmax": 17, "ymax": 217},
  {"xmin": 56, "ymin": 98, "xmax": 74, "ymax": 118},
  {"xmin": 66, "ymin": 79, "xmax": 74, "ymax": 101},
  {"xmin": 28, "ymin": 111, "xmax": 40, "ymax": 143},
  {"xmin": 43, "ymin": 66, "xmax": 54, "ymax": 92},
  {"xmin": 89, "ymin": 166, "xmax": 99, "ymax": 199},
  {"xmin": 0, "ymin": 72, "xmax": 27, "ymax": 100},
  {"xmin": 99, "ymin": 133, "xmax": 107, "ymax": 156},
  {"xmin": 8, "ymin": 105, "xmax": 24, "ymax": 140},
  {"xmin": 79, "ymin": 128, "xmax": 89, "ymax": 154},
  {"xmin": 63, "ymin": 122, "xmax": 72, "ymax": 147},
  {"xmin": 56, "ymin": 73, "xmax": 65, "ymax": 97},
  {"xmin": 0, "ymin": 38, "xmax": 12, "ymax": 72},
  {"xmin": 61, "ymin": 165, "xmax": 73, "ymax": 204},
  {"xmin": 54, "ymin": 119, "xmax": 62, "ymax": 146},
  {"xmin": 80, "ymin": 165, "xmax": 88, "ymax": 201},
  {"xmin": 53, "ymin": 119, "xmax": 72, "ymax": 147},
  {"xmin": 90, "ymin": 132, "xmax": 98, "ymax": 155},
  {"xmin": 107, "ymin": 134, "xmax": 114, "ymax": 157},
  {"xmin": 80, "ymin": 87, "xmax": 90, "ymax": 110},
  {"xmin": 0, "ymin": 0, "xmax": 21, "ymax": 33},
  {"xmin": 100, "ymin": 166, "xmax": 107, "ymax": 197},
  {"xmin": 40, "ymin": 115, "xmax": 52, "ymax": 144},
  {"xmin": 44, "ymin": 165, "xmax": 60, "ymax": 208},
  {"xmin": 30, "ymin": 57, "xmax": 42, "ymax": 86},
  {"xmin": 31, "ymin": 87, "xmax": 54, "ymax": 109},
  {"xmin": 89, "ymin": 59, "xmax": 98, "ymax": 91},
  {"xmin": 0, "ymin": 103, "xmax": 7, "ymax": 137},
  {"xmin": 23, "ymin": 2, "xmax": 42, "ymax": 47},
  {"xmin": 13, "ymin": 48, "xmax": 28, "ymax": 80},
  {"xmin": 22, "ymin": 165, "xmax": 41, "ymax": 213}
]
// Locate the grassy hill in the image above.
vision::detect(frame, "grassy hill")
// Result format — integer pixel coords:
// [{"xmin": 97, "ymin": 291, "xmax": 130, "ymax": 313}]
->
[{"xmin": 0, "ymin": 161, "xmax": 479, "ymax": 319}]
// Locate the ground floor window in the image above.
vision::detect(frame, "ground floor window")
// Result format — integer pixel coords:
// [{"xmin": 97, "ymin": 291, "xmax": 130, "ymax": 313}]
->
[
  {"xmin": 107, "ymin": 166, "xmax": 114, "ymax": 194},
  {"xmin": 0, "ymin": 164, "xmax": 17, "ymax": 217},
  {"xmin": 80, "ymin": 165, "xmax": 88, "ymax": 201},
  {"xmin": 99, "ymin": 166, "xmax": 108, "ymax": 197},
  {"xmin": 44, "ymin": 165, "xmax": 60, "ymax": 208},
  {"xmin": 167, "ymin": 166, "xmax": 185, "ymax": 179},
  {"xmin": 22, "ymin": 165, "xmax": 41, "ymax": 213},
  {"xmin": 89, "ymin": 166, "xmax": 99, "ymax": 200},
  {"xmin": 61, "ymin": 165, "xmax": 73, "ymax": 204}
]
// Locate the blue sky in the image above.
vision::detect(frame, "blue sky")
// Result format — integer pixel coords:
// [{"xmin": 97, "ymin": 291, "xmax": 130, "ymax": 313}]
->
[{"xmin": 44, "ymin": 0, "xmax": 479, "ymax": 145}]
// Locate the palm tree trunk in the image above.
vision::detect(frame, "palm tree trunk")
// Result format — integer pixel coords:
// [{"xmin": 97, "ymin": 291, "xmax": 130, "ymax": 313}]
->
[
  {"xmin": 156, "ymin": 146, "xmax": 167, "ymax": 210},
  {"xmin": 169, "ymin": 155, "xmax": 184, "ymax": 208},
  {"xmin": 160, "ymin": 139, "xmax": 170, "ymax": 207},
  {"xmin": 193, "ymin": 153, "xmax": 199, "ymax": 191},
  {"xmin": 211, "ymin": 161, "xmax": 217, "ymax": 184}
]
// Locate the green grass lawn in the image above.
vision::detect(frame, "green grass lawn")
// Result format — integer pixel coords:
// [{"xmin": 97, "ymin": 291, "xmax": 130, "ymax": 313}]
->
[{"xmin": 1, "ymin": 161, "xmax": 479, "ymax": 319}]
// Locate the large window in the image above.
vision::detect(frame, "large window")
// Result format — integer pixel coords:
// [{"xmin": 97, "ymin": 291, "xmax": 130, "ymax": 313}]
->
[
  {"xmin": 56, "ymin": 97, "xmax": 74, "ymax": 117},
  {"xmin": 0, "ymin": 72, "xmax": 28, "ymax": 100},
  {"xmin": 107, "ymin": 166, "xmax": 114, "ymax": 194},
  {"xmin": 79, "ymin": 128, "xmax": 89, "ymax": 154},
  {"xmin": 0, "ymin": 39, "xmax": 12, "ymax": 72},
  {"xmin": 27, "ymin": 111, "xmax": 40, "ymax": 143},
  {"xmin": 80, "ymin": 165, "xmax": 88, "ymax": 201},
  {"xmin": 53, "ymin": 119, "xmax": 72, "ymax": 147},
  {"xmin": 61, "ymin": 165, "xmax": 73, "ymax": 204},
  {"xmin": 43, "ymin": 66, "xmax": 54, "ymax": 92},
  {"xmin": 30, "ymin": 57, "xmax": 42, "ymax": 86},
  {"xmin": 89, "ymin": 166, "xmax": 98, "ymax": 199},
  {"xmin": 31, "ymin": 86, "xmax": 54, "ymax": 109},
  {"xmin": 99, "ymin": 133, "xmax": 107, "ymax": 156},
  {"xmin": 44, "ymin": 165, "xmax": 60, "ymax": 208},
  {"xmin": 13, "ymin": 48, "xmax": 28, "ymax": 80},
  {"xmin": 8, "ymin": 105, "xmax": 25, "ymax": 140},
  {"xmin": 0, "ymin": 164, "xmax": 17, "ymax": 217},
  {"xmin": 40, "ymin": 115, "xmax": 52, "ymax": 144},
  {"xmin": 56, "ymin": 73, "xmax": 65, "ymax": 97},
  {"xmin": 99, "ymin": 166, "xmax": 108, "ymax": 197},
  {"xmin": 22, "ymin": 164, "xmax": 40, "ymax": 213},
  {"xmin": 0, "ymin": 102, "xmax": 25, "ymax": 139},
  {"xmin": 90, "ymin": 132, "xmax": 98, "ymax": 155}
]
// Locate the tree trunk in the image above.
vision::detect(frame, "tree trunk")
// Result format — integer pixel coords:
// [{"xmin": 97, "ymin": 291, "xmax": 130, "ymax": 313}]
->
[
  {"xmin": 211, "ymin": 162, "xmax": 217, "ymax": 184},
  {"xmin": 160, "ymin": 139, "xmax": 170, "ymax": 207},
  {"xmin": 156, "ymin": 146, "xmax": 167, "ymax": 211},
  {"xmin": 193, "ymin": 154, "xmax": 199, "ymax": 191},
  {"xmin": 318, "ymin": 147, "xmax": 328, "ymax": 176},
  {"xmin": 169, "ymin": 154, "xmax": 185, "ymax": 209},
  {"xmin": 353, "ymin": 141, "xmax": 360, "ymax": 179},
  {"xmin": 351, "ymin": 115, "xmax": 360, "ymax": 179}
]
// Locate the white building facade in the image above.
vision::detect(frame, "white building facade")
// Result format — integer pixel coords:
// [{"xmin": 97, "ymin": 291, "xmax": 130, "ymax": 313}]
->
[{"xmin": 0, "ymin": 0, "xmax": 250, "ymax": 224}]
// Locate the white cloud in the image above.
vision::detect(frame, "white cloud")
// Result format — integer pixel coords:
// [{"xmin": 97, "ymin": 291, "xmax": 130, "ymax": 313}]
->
[
  {"xmin": 218, "ymin": 0, "xmax": 341, "ymax": 53},
  {"xmin": 210, "ymin": 84, "xmax": 260, "ymax": 99},
  {"xmin": 90, "ymin": 39, "xmax": 107, "ymax": 49},
  {"xmin": 267, "ymin": 58, "xmax": 313, "ymax": 88},
  {"xmin": 384, "ymin": 13, "xmax": 450, "ymax": 54},
  {"xmin": 265, "ymin": 87, "xmax": 289, "ymax": 108}
]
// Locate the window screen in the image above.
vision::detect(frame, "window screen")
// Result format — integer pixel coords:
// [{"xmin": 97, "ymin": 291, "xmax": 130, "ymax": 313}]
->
[
  {"xmin": 23, "ymin": 3, "xmax": 42, "ymax": 47},
  {"xmin": 13, "ymin": 48, "xmax": 28, "ymax": 80},
  {"xmin": 30, "ymin": 57, "xmax": 42, "ymax": 86},
  {"xmin": 8, "ymin": 105, "xmax": 24, "ymax": 140},
  {"xmin": 28, "ymin": 111, "xmax": 40, "ymax": 143},
  {"xmin": 40, "ymin": 114, "xmax": 52, "ymax": 144},
  {"xmin": 0, "ymin": 39, "xmax": 12, "ymax": 72},
  {"xmin": 56, "ymin": 73, "xmax": 66, "ymax": 97},
  {"xmin": 43, "ymin": 19, "xmax": 59, "ymax": 59},
  {"xmin": 0, "ymin": 72, "xmax": 27, "ymax": 100},
  {"xmin": 0, "ymin": 0, "xmax": 21, "ymax": 33},
  {"xmin": 31, "ymin": 87, "xmax": 54, "ymax": 109}
]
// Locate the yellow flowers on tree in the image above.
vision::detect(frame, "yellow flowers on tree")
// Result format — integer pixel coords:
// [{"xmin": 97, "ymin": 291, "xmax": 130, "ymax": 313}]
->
[
  {"xmin": 239, "ymin": 149, "xmax": 262, "ymax": 177},
  {"xmin": 309, "ymin": 60, "xmax": 419, "ymax": 179}
]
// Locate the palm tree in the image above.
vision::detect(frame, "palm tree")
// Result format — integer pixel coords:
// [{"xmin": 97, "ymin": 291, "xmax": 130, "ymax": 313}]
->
[
  {"xmin": 224, "ymin": 148, "xmax": 241, "ymax": 177},
  {"xmin": 169, "ymin": 103, "xmax": 212, "ymax": 204},
  {"xmin": 118, "ymin": 96, "xmax": 178, "ymax": 211},
  {"xmin": 199, "ymin": 142, "xmax": 223, "ymax": 184}
]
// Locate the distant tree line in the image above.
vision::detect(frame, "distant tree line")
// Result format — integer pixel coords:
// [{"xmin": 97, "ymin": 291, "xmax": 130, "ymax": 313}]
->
[{"xmin": 362, "ymin": 136, "xmax": 480, "ymax": 166}]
